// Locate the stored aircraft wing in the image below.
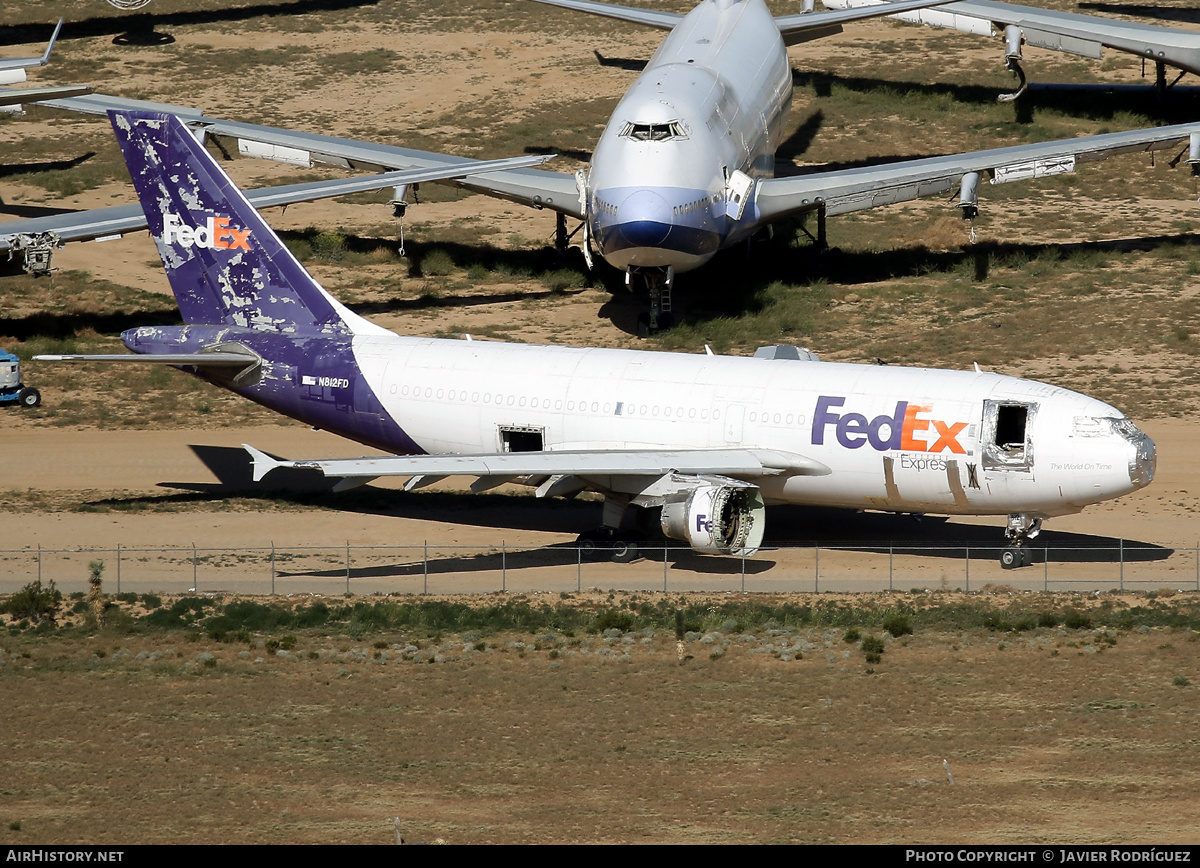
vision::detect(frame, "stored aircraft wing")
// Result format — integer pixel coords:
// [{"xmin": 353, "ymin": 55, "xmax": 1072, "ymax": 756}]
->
[
  {"xmin": 0, "ymin": 154, "xmax": 555, "ymax": 273},
  {"xmin": 37, "ymin": 109, "xmax": 1158, "ymax": 567},
  {"xmin": 821, "ymin": 0, "xmax": 1200, "ymax": 99},
  {"xmin": 0, "ymin": 20, "xmax": 92, "ymax": 110},
  {"xmin": 0, "ymin": 19, "xmax": 63, "ymax": 77}
]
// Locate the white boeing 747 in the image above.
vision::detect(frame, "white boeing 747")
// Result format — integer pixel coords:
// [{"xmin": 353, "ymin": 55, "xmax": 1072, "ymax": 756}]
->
[
  {"xmin": 36, "ymin": 110, "xmax": 1158, "ymax": 568},
  {"xmin": 11, "ymin": 0, "xmax": 1200, "ymax": 334}
]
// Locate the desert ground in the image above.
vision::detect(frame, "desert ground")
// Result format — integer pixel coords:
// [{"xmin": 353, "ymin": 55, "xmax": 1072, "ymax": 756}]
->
[{"xmin": 2, "ymin": 0, "xmax": 1200, "ymax": 845}]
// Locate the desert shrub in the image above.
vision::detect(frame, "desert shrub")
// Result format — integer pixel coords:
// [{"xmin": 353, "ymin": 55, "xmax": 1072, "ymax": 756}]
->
[
  {"xmin": 141, "ymin": 593, "xmax": 162, "ymax": 610},
  {"xmin": 843, "ymin": 627, "xmax": 862, "ymax": 643},
  {"xmin": 861, "ymin": 635, "xmax": 885, "ymax": 655},
  {"xmin": 1037, "ymin": 612, "xmax": 1059, "ymax": 628},
  {"xmin": 1064, "ymin": 611, "xmax": 1092, "ymax": 630},
  {"xmin": 541, "ymin": 268, "xmax": 587, "ymax": 291},
  {"xmin": 419, "ymin": 248, "xmax": 455, "ymax": 276},
  {"xmin": 882, "ymin": 614, "xmax": 912, "ymax": 637},
  {"xmin": 115, "ymin": 592, "xmax": 139, "ymax": 605},
  {"xmin": 2, "ymin": 579, "xmax": 62, "ymax": 625},
  {"xmin": 311, "ymin": 232, "xmax": 347, "ymax": 262},
  {"xmin": 594, "ymin": 609, "xmax": 634, "ymax": 633},
  {"xmin": 1173, "ymin": 675, "xmax": 1190, "ymax": 687}
]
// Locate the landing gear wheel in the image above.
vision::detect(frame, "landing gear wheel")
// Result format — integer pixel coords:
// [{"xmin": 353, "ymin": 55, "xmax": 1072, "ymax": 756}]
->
[
  {"xmin": 610, "ymin": 539, "xmax": 639, "ymax": 563},
  {"xmin": 636, "ymin": 312, "xmax": 652, "ymax": 339},
  {"xmin": 18, "ymin": 387, "xmax": 41, "ymax": 408},
  {"xmin": 1000, "ymin": 545, "xmax": 1031, "ymax": 570}
]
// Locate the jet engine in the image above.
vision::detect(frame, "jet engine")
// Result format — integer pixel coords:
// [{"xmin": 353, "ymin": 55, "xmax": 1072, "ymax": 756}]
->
[{"xmin": 660, "ymin": 482, "xmax": 765, "ymax": 556}]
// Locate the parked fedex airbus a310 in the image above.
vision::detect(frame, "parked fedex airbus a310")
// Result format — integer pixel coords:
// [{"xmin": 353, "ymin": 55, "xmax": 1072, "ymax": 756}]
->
[{"xmin": 38, "ymin": 110, "xmax": 1158, "ymax": 568}]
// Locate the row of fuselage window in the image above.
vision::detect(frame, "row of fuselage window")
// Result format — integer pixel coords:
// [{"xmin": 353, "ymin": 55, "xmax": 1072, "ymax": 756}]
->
[{"xmin": 389, "ymin": 383, "xmax": 806, "ymax": 427}]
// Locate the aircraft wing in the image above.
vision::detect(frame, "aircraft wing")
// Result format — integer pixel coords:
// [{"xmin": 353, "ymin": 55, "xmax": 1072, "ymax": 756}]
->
[
  {"xmin": 243, "ymin": 443, "xmax": 831, "ymax": 489},
  {"xmin": 0, "ymin": 85, "xmax": 91, "ymax": 108},
  {"xmin": 0, "ymin": 19, "xmax": 62, "ymax": 74},
  {"xmin": 527, "ymin": 0, "xmax": 963, "ymax": 44},
  {"xmin": 30, "ymin": 92, "xmax": 585, "ymax": 218},
  {"xmin": 0, "ymin": 155, "xmax": 555, "ymax": 259},
  {"xmin": 774, "ymin": 0, "xmax": 967, "ymax": 46},
  {"xmin": 755, "ymin": 121, "xmax": 1200, "ymax": 222},
  {"xmin": 525, "ymin": 0, "xmax": 683, "ymax": 30},
  {"xmin": 819, "ymin": 0, "xmax": 1200, "ymax": 77}
]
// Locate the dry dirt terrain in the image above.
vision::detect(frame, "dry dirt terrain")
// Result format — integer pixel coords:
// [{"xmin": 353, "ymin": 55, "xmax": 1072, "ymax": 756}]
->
[{"xmin": 2, "ymin": 0, "xmax": 1200, "ymax": 845}]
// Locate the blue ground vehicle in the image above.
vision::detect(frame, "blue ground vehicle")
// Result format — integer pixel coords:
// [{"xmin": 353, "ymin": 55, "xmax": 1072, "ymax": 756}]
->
[{"xmin": 0, "ymin": 349, "xmax": 41, "ymax": 407}]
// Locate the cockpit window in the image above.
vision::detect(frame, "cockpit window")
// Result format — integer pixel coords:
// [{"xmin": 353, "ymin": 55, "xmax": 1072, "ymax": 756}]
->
[{"xmin": 619, "ymin": 121, "xmax": 687, "ymax": 142}]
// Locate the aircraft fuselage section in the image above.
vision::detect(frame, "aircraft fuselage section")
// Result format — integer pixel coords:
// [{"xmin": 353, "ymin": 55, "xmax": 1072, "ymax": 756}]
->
[{"xmin": 588, "ymin": 0, "xmax": 791, "ymax": 273}]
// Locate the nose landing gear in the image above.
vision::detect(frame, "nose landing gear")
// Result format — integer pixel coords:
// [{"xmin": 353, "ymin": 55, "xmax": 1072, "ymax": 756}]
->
[
  {"xmin": 632, "ymin": 265, "xmax": 675, "ymax": 337},
  {"xmin": 1000, "ymin": 513, "xmax": 1043, "ymax": 569}
]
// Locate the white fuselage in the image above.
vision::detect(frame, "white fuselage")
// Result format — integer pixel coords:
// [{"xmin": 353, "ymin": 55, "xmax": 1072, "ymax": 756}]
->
[
  {"xmin": 587, "ymin": 0, "xmax": 791, "ymax": 272},
  {"xmin": 351, "ymin": 333, "xmax": 1154, "ymax": 519}
]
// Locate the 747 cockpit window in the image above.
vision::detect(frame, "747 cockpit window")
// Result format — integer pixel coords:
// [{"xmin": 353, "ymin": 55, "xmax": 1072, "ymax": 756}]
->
[{"xmin": 619, "ymin": 121, "xmax": 687, "ymax": 142}]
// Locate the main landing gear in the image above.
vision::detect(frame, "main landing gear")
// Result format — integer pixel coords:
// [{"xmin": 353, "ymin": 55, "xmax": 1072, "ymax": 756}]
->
[
  {"xmin": 1000, "ymin": 513, "xmax": 1043, "ymax": 569},
  {"xmin": 576, "ymin": 527, "xmax": 640, "ymax": 563},
  {"xmin": 632, "ymin": 265, "xmax": 675, "ymax": 337}
]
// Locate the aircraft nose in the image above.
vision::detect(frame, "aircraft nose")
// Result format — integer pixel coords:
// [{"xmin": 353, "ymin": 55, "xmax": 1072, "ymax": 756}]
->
[{"xmin": 617, "ymin": 189, "xmax": 672, "ymax": 248}]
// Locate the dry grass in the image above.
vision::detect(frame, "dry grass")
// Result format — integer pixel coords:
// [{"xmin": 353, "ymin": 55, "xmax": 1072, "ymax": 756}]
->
[{"xmin": 1, "ymin": 591, "xmax": 1198, "ymax": 844}]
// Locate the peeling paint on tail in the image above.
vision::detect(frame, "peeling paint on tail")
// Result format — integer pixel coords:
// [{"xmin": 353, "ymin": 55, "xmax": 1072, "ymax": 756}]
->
[{"xmin": 109, "ymin": 110, "xmax": 376, "ymax": 336}]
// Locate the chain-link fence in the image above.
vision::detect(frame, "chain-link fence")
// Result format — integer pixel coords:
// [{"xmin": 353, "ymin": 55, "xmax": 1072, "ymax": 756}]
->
[{"xmin": 2, "ymin": 540, "xmax": 1197, "ymax": 596}]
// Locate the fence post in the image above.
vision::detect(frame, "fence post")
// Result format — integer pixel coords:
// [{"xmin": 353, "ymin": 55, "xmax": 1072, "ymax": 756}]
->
[
  {"xmin": 663, "ymin": 545, "xmax": 668, "ymax": 592},
  {"xmin": 116, "ymin": 543, "xmax": 121, "ymax": 594},
  {"xmin": 270, "ymin": 542, "xmax": 275, "ymax": 596},
  {"xmin": 192, "ymin": 543, "xmax": 197, "ymax": 592},
  {"xmin": 502, "ymin": 541, "xmax": 506, "ymax": 592},
  {"xmin": 814, "ymin": 546, "xmax": 819, "ymax": 593},
  {"xmin": 965, "ymin": 546, "xmax": 970, "ymax": 593},
  {"xmin": 1119, "ymin": 538, "xmax": 1124, "ymax": 591},
  {"xmin": 1044, "ymin": 546, "xmax": 1049, "ymax": 592},
  {"xmin": 37, "ymin": 543, "xmax": 41, "ymax": 583},
  {"xmin": 1195, "ymin": 542, "xmax": 1198, "ymax": 592},
  {"xmin": 346, "ymin": 542, "xmax": 351, "ymax": 595},
  {"xmin": 740, "ymin": 550, "xmax": 745, "ymax": 594},
  {"xmin": 423, "ymin": 541, "xmax": 428, "ymax": 595},
  {"xmin": 577, "ymin": 545, "xmax": 582, "ymax": 593},
  {"xmin": 889, "ymin": 545, "xmax": 893, "ymax": 592}
]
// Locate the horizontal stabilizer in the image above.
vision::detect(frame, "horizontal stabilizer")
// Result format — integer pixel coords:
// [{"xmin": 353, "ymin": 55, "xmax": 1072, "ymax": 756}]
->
[{"xmin": 34, "ymin": 352, "xmax": 258, "ymax": 366}]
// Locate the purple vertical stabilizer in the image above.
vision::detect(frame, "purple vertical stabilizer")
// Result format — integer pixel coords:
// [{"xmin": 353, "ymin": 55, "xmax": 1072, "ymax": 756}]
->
[
  {"xmin": 107, "ymin": 109, "xmax": 422, "ymax": 455},
  {"xmin": 109, "ymin": 110, "xmax": 352, "ymax": 334}
]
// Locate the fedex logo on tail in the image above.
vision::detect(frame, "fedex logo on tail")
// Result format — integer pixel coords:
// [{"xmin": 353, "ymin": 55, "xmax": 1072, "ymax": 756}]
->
[
  {"xmin": 813, "ymin": 396, "xmax": 969, "ymax": 454},
  {"xmin": 163, "ymin": 213, "xmax": 251, "ymax": 251}
]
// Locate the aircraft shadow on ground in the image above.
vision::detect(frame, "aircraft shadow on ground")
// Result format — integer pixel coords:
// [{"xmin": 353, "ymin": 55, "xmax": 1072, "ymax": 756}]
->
[
  {"xmin": 776, "ymin": 109, "xmax": 824, "ymax": 164},
  {"xmin": 669, "ymin": 230, "xmax": 1200, "ymax": 330},
  {"xmin": 593, "ymin": 50, "xmax": 647, "ymax": 73},
  {"xmin": 80, "ymin": 445, "xmax": 1169, "ymax": 575},
  {"xmin": 273, "ymin": 544, "xmax": 776, "ymax": 581},
  {"xmin": 792, "ymin": 69, "xmax": 1200, "ymax": 124},
  {"xmin": 762, "ymin": 505, "xmax": 1172, "ymax": 565},
  {"xmin": 0, "ymin": 0, "xmax": 380, "ymax": 47},
  {"xmin": 1077, "ymin": 3, "xmax": 1200, "ymax": 25},
  {"xmin": 0, "ymin": 306, "xmax": 181, "ymax": 339},
  {"xmin": 0, "ymin": 154, "xmax": 95, "ymax": 181}
]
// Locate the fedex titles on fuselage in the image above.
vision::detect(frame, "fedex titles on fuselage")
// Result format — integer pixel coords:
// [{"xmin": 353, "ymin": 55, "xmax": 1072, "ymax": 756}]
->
[
  {"xmin": 813, "ymin": 395, "xmax": 969, "ymax": 454},
  {"xmin": 163, "ymin": 213, "xmax": 251, "ymax": 251}
]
